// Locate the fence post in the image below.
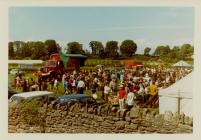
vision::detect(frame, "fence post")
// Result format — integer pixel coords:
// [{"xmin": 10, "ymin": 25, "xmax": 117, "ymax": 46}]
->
[{"xmin": 177, "ymin": 92, "xmax": 181, "ymax": 115}]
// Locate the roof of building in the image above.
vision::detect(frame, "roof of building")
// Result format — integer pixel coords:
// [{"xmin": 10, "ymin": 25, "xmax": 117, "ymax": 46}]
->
[{"xmin": 9, "ymin": 60, "xmax": 44, "ymax": 64}]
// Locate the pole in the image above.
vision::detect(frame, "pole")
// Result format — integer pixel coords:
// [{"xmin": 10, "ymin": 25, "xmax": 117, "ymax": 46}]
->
[{"xmin": 177, "ymin": 92, "xmax": 181, "ymax": 114}]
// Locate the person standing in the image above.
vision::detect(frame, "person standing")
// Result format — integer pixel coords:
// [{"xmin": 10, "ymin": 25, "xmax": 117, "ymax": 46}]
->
[
  {"xmin": 68, "ymin": 76, "xmax": 73, "ymax": 94},
  {"xmin": 126, "ymin": 89, "xmax": 135, "ymax": 110},
  {"xmin": 64, "ymin": 78, "xmax": 68, "ymax": 94},
  {"xmin": 147, "ymin": 81, "xmax": 158, "ymax": 96},
  {"xmin": 91, "ymin": 79, "xmax": 98, "ymax": 98},
  {"xmin": 22, "ymin": 79, "xmax": 28, "ymax": 92},
  {"xmin": 104, "ymin": 82, "xmax": 111, "ymax": 103},
  {"xmin": 54, "ymin": 78, "xmax": 59, "ymax": 93},
  {"xmin": 146, "ymin": 81, "xmax": 158, "ymax": 106},
  {"xmin": 25, "ymin": 78, "xmax": 30, "ymax": 91},
  {"xmin": 62, "ymin": 73, "xmax": 66, "ymax": 89},
  {"xmin": 138, "ymin": 83, "xmax": 146, "ymax": 102},
  {"xmin": 38, "ymin": 76, "xmax": 42, "ymax": 91},
  {"xmin": 120, "ymin": 73, "xmax": 124, "ymax": 82},
  {"xmin": 99, "ymin": 80, "xmax": 105, "ymax": 100},
  {"xmin": 77, "ymin": 78, "xmax": 85, "ymax": 94},
  {"xmin": 15, "ymin": 76, "xmax": 21, "ymax": 91},
  {"xmin": 118, "ymin": 84, "xmax": 126, "ymax": 110},
  {"xmin": 72, "ymin": 77, "xmax": 76, "ymax": 94},
  {"xmin": 109, "ymin": 78, "xmax": 117, "ymax": 95}
]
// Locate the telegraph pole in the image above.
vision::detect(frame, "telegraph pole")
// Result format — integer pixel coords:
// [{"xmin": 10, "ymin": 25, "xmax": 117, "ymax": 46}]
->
[{"xmin": 177, "ymin": 92, "xmax": 181, "ymax": 114}]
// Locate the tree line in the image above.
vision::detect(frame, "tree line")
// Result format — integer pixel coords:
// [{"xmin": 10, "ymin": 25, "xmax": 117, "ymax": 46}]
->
[{"xmin": 8, "ymin": 39, "xmax": 193, "ymax": 62}]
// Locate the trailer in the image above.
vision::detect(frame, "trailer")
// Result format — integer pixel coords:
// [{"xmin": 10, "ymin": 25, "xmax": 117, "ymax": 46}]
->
[{"xmin": 40, "ymin": 52, "xmax": 87, "ymax": 80}]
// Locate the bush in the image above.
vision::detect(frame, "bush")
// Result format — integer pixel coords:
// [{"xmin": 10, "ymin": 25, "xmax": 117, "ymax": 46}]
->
[{"xmin": 18, "ymin": 100, "xmax": 45, "ymax": 129}]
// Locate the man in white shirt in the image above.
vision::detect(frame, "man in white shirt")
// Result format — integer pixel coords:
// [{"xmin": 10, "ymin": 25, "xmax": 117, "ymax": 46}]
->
[
  {"xmin": 126, "ymin": 90, "xmax": 135, "ymax": 110},
  {"xmin": 104, "ymin": 82, "xmax": 111, "ymax": 102},
  {"xmin": 77, "ymin": 78, "xmax": 85, "ymax": 94}
]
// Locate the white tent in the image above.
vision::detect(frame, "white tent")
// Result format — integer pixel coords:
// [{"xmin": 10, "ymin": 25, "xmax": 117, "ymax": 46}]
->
[
  {"xmin": 172, "ymin": 60, "xmax": 192, "ymax": 67},
  {"xmin": 159, "ymin": 72, "xmax": 193, "ymax": 117}
]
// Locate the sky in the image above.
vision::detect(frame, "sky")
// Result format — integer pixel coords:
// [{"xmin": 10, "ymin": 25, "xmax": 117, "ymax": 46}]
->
[{"xmin": 9, "ymin": 7, "xmax": 194, "ymax": 54}]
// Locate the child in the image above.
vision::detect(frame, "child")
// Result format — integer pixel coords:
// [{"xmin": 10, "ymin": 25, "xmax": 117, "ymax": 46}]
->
[
  {"xmin": 104, "ymin": 82, "xmax": 111, "ymax": 103},
  {"xmin": 118, "ymin": 84, "xmax": 126, "ymax": 110},
  {"xmin": 91, "ymin": 80, "xmax": 98, "ymax": 99}
]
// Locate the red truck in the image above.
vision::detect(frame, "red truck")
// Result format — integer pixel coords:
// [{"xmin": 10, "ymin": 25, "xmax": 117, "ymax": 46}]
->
[{"xmin": 40, "ymin": 53, "xmax": 87, "ymax": 80}]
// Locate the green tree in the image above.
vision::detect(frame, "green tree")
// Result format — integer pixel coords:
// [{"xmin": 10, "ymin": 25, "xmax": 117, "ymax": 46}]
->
[
  {"xmin": 67, "ymin": 41, "xmax": 84, "ymax": 54},
  {"xmin": 172, "ymin": 46, "xmax": 180, "ymax": 52},
  {"xmin": 144, "ymin": 47, "xmax": 151, "ymax": 55},
  {"xmin": 21, "ymin": 42, "xmax": 32, "ymax": 58},
  {"xmin": 13, "ymin": 41, "xmax": 29, "ymax": 59},
  {"xmin": 12, "ymin": 41, "xmax": 21, "ymax": 59},
  {"xmin": 120, "ymin": 40, "xmax": 137, "ymax": 56},
  {"xmin": 89, "ymin": 41, "xmax": 104, "ymax": 58},
  {"xmin": 8, "ymin": 42, "xmax": 15, "ymax": 59},
  {"xmin": 180, "ymin": 44, "xmax": 194, "ymax": 58},
  {"xmin": 45, "ymin": 40, "xmax": 59, "ymax": 56},
  {"xmin": 105, "ymin": 41, "xmax": 118, "ymax": 58},
  {"xmin": 154, "ymin": 45, "xmax": 171, "ymax": 56},
  {"xmin": 168, "ymin": 46, "xmax": 180, "ymax": 60},
  {"xmin": 30, "ymin": 41, "xmax": 47, "ymax": 60}
]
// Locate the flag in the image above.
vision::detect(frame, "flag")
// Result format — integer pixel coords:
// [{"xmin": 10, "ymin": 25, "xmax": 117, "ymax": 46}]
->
[{"xmin": 59, "ymin": 51, "xmax": 69, "ymax": 68}]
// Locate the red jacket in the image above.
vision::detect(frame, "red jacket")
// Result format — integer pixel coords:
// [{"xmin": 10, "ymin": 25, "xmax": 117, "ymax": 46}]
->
[
  {"xmin": 68, "ymin": 79, "xmax": 73, "ymax": 86},
  {"xmin": 118, "ymin": 89, "xmax": 126, "ymax": 99}
]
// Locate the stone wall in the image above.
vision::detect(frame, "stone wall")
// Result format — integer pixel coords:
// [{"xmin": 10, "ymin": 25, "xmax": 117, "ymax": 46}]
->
[{"xmin": 8, "ymin": 103, "xmax": 193, "ymax": 133}]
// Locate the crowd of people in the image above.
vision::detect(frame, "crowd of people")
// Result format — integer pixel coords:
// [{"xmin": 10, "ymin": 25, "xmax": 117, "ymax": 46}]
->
[
  {"xmin": 14, "ymin": 73, "xmax": 41, "ymax": 92},
  {"xmin": 13, "ymin": 65, "xmax": 192, "ymax": 110}
]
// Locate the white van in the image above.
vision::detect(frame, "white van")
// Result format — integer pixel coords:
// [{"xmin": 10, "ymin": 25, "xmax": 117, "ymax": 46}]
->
[{"xmin": 9, "ymin": 91, "xmax": 55, "ymax": 106}]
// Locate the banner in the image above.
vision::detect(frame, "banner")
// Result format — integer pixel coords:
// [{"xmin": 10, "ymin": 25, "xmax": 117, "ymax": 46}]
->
[{"xmin": 59, "ymin": 51, "xmax": 69, "ymax": 68}]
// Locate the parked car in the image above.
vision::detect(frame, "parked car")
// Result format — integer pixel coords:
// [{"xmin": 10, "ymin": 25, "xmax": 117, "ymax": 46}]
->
[
  {"xmin": 10, "ymin": 69, "xmax": 25, "ymax": 76},
  {"xmin": 9, "ymin": 91, "xmax": 54, "ymax": 107},
  {"xmin": 51, "ymin": 94, "xmax": 102, "ymax": 108}
]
